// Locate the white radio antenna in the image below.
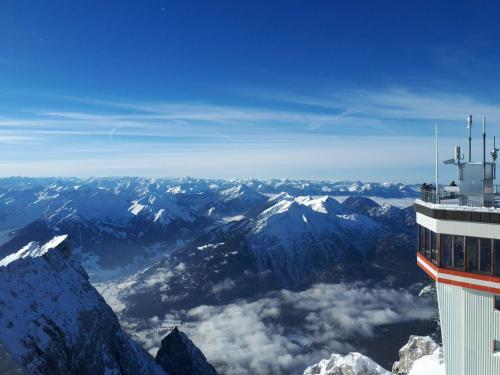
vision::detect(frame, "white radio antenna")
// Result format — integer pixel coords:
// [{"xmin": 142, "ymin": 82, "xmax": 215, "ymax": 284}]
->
[{"xmin": 435, "ymin": 122, "xmax": 439, "ymax": 202}]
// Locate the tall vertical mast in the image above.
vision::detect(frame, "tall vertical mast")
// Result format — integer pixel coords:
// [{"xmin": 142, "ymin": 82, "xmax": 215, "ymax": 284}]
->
[
  {"xmin": 483, "ymin": 117, "xmax": 486, "ymax": 182},
  {"xmin": 435, "ymin": 123, "xmax": 439, "ymax": 202},
  {"xmin": 468, "ymin": 114, "xmax": 473, "ymax": 162}
]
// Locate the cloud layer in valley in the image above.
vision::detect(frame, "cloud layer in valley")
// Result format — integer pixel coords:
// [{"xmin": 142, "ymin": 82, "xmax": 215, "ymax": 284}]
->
[{"xmin": 128, "ymin": 282, "xmax": 434, "ymax": 375}]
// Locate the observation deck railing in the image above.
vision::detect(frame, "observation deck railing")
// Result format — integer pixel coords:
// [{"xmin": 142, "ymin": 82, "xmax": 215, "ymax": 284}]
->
[{"xmin": 419, "ymin": 186, "xmax": 500, "ymax": 208}]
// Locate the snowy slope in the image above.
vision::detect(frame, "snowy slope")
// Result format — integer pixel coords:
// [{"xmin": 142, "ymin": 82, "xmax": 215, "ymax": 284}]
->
[
  {"xmin": 0, "ymin": 177, "xmax": 418, "ymax": 284},
  {"xmin": 248, "ymin": 196, "xmax": 380, "ymax": 285},
  {"xmin": 0, "ymin": 235, "xmax": 165, "ymax": 374},
  {"xmin": 122, "ymin": 195, "xmax": 420, "ymax": 317},
  {"xmin": 205, "ymin": 184, "xmax": 267, "ymax": 219}
]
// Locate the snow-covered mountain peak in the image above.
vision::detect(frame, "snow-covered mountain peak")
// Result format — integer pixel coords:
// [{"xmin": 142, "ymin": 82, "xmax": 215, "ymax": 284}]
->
[
  {"xmin": 295, "ymin": 195, "xmax": 341, "ymax": 214},
  {"xmin": 220, "ymin": 184, "xmax": 248, "ymax": 197},
  {"xmin": 253, "ymin": 195, "xmax": 344, "ymax": 230},
  {"xmin": 219, "ymin": 184, "xmax": 265, "ymax": 203},
  {"xmin": 0, "ymin": 234, "xmax": 68, "ymax": 267},
  {"xmin": 251, "ymin": 198, "xmax": 312, "ymax": 233},
  {"xmin": 267, "ymin": 191, "xmax": 294, "ymax": 203}
]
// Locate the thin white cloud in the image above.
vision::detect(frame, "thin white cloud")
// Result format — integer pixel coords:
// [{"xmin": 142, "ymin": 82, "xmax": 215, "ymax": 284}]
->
[
  {"xmin": 257, "ymin": 87, "xmax": 500, "ymax": 124},
  {"xmin": 0, "ymin": 87, "xmax": 495, "ymax": 180}
]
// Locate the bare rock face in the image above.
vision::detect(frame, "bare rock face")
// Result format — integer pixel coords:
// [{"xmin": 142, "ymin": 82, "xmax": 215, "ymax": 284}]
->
[
  {"xmin": 392, "ymin": 335, "xmax": 439, "ymax": 374},
  {"xmin": 303, "ymin": 352, "xmax": 391, "ymax": 375},
  {"xmin": 155, "ymin": 327, "xmax": 218, "ymax": 375}
]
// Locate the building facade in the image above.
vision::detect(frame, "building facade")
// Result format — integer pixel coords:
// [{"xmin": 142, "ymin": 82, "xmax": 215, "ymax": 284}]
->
[{"xmin": 416, "ymin": 116, "xmax": 500, "ymax": 375}]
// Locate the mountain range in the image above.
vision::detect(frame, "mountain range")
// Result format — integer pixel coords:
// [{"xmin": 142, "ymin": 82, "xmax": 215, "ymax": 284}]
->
[
  {"xmin": 0, "ymin": 177, "xmax": 418, "ymax": 283},
  {"xmin": 0, "ymin": 177, "xmax": 432, "ymax": 374}
]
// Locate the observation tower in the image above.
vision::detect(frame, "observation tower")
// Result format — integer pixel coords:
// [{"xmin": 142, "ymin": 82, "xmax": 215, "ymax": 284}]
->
[{"xmin": 415, "ymin": 115, "xmax": 500, "ymax": 374}]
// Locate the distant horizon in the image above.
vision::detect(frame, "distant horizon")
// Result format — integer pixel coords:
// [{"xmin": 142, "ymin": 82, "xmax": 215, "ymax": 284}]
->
[{"xmin": 0, "ymin": 175, "xmax": 425, "ymax": 185}]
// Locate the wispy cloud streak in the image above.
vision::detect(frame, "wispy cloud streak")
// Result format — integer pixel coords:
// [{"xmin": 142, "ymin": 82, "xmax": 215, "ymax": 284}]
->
[{"xmin": 0, "ymin": 87, "xmax": 497, "ymax": 180}]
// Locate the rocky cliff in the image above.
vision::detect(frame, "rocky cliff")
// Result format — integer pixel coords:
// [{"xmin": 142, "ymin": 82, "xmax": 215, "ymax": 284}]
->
[{"xmin": 0, "ymin": 235, "xmax": 217, "ymax": 375}]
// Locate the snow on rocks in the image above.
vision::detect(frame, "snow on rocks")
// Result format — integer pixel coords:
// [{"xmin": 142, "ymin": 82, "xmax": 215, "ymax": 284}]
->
[
  {"xmin": 303, "ymin": 352, "xmax": 391, "ymax": 375},
  {"xmin": 392, "ymin": 336, "xmax": 444, "ymax": 375},
  {"xmin": 302, "ymin": 335, "xmax": 444, "ymax": 375},
  {"xmin": 0, "ymin": 234, "xmax": 67, "ymax": 267},
  {"xmin": 0, "ymin": 236, "xmax": 161, "ymax": 374}
]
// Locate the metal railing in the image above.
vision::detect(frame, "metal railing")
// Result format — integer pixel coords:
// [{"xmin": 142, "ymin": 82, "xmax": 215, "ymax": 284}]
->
[{"xmin": 419, "ymin": 188, "xmax": 500, "ymax": 208}]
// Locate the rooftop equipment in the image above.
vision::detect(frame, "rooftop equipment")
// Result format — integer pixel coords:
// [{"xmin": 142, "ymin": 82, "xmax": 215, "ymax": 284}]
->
[{"xmin": 445, "ymin": 115, "xmax": 496, "ymax": 207}]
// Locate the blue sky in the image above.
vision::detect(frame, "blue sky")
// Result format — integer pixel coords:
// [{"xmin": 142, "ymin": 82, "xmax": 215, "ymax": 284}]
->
[{"xmin": 1, "ymin": 1, "xmax": 500, "ymax": 182}]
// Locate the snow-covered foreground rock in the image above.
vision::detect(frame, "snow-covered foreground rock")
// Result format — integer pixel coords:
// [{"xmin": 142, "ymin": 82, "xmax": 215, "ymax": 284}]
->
[
  {"xmin": 392, "ymin": 335, "xmax": 442, "ymax": 374},
  {"xmin": 0, "ymin": 236, "xmax": 217, "ymax": 375},
  {"xmin": 303, "ymin": 335, "xmax": 444, "ymax": 375},
  {"xmin": 303, "ymin": 352, "xmax": 391, "ymax": 375}
]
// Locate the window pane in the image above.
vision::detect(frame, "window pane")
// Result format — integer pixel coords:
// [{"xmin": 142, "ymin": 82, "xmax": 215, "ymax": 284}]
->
[
  {"xmin": 454, "ymin": 236, "xmax": 464, "ymax": 269},
  {"xmin": 480, "ymin": 238, "xmax": 492, "ymax": 273},
  {"xmin": 495, "ymin": 240, "xmax": 500, "ymax": 276},
  {"xmin": 467, "ymin": 237, "xmax": 479, "ymax": 272},
  {"xmin": 426, "ymin": 228, "xmax": 432, "ymax": 259},
  {"xmin": 423, "ymin": 228, "xmax": 428, "ymax": 256},
  {"xmin": 442, "ymin": 234, "xmax": 453, "ymax": 267},
  {"xmin": 431, "ymin": 231, "xmax": 438, "ymax": 264},
  {"xmin": 419, "ymin": 226, "xmax": 425, "ymax": 253},
  {"xmin": 495, "ymin": 340, "xmax": 500, "ymax": 352},
  {"xmin": 495, "ymin": 296, "xmax": 500, "ymax": 310}
]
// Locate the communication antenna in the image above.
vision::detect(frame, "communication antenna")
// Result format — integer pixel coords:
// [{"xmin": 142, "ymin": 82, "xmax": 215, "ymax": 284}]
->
[
  {"xmin": 492, "ymin": 136, "xmax": 499, "ymax": 179},
  {"xmin": 435, "ymin": 123, "xmax": 439, "ymax": 202},
  {"xmin": 483, "ymin": 117, "xmax": 487, "ymax": 181},
  {"xmin": 453, "ymin": 145, "xmax": 463, "ymax": 164},
  {"xmin": 467, "ymin": 114, "xmax": 473, "ymax": 162}
]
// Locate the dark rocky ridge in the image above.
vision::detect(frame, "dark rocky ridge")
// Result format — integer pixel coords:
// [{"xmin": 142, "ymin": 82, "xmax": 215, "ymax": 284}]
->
[{"xmin": 155, "ymin": 327, "xmax": 217, "ymax": 375}]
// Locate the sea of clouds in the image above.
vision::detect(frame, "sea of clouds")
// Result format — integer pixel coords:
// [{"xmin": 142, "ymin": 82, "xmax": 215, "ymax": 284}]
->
[{"xmin": 127, "ymin": 282, "xmax": 433, "ymax": 375}]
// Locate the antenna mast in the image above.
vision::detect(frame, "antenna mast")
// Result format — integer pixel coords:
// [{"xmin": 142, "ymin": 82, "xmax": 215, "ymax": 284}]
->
[
  {"xmin": 483, "ymin": 117, "xmax": 487, "ymax": 182},
  {"xmin": 435, "ymin": 123, "xmax": 439, "ymax": 202},
  {"xmin": 468, "ymin": 114, "xmax": 473, "ymax": 162}
]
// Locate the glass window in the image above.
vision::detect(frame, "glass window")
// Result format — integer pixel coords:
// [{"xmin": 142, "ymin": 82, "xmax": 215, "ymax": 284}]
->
[
  {"xmin": 441, "ymin": 234, "xmax": 453, "ymax": 267},
  {"xmin": 495, "ymin": 240, "xmax": 500, "ymax": 276},
  {"xmin": 494, "ymin": 340, "xmax": 500, "ymax": 353},
  {"xmin": 419, "ymin": 226, "xmax": 425, "ymax": 253},
  {"xmin": 495, "ymin": 296, "xmax": 500, "ymax": 310},
  {"xmin": 454, "ymin": 236, "xmax": 464, "ymax": 269},
  {"xmin": 480, "ymin": 238, "xmax": 492, "ymax": 274},
  {"xmin": 466, "ymin": 237, "xmax": 479, "ymax": 272},
  {"xmin": 431, "ymin": 231, "xmax": 438, "ymax": 264},
  {"xmin": 426, "ymin": 228, "xmax": 432, "ymax": 259}
]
